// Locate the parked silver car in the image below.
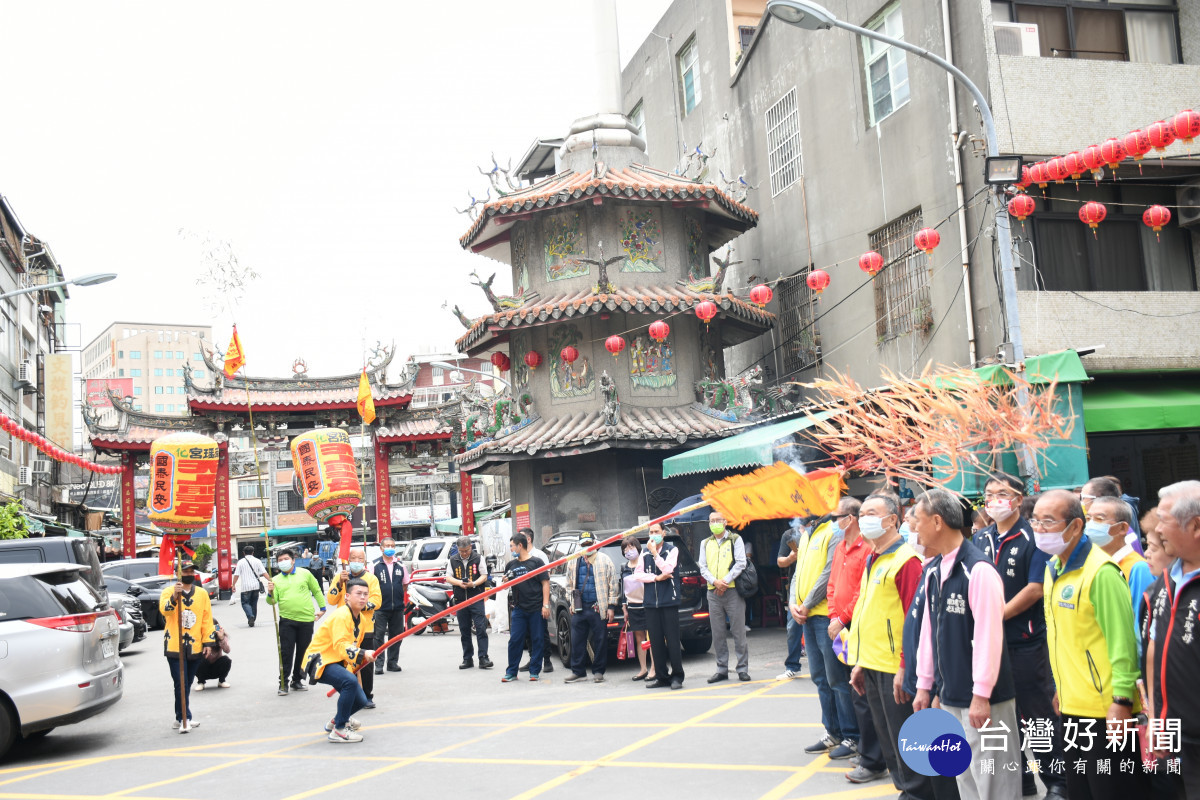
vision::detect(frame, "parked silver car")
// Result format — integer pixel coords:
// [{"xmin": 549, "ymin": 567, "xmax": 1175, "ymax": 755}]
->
[{"xmin": 0, "ymin": 563, "xmax": 124, "ymax": 757}]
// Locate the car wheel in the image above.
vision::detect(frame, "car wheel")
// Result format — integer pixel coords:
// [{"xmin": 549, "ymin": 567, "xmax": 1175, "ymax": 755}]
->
[
  {"xmin": 682, "ymin": 637, "xmax": 711, "ymax": 655},
  {"xmin": 556, "ymin": 612, "xmax": 571, "ymax": 668},
  {"xmin": 0, "ymin": 701, "xmax": 15, "ymax": 759}
]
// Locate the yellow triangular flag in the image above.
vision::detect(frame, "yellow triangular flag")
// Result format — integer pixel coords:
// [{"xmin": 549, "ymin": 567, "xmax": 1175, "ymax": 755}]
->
[
  {"xmin": 223, "ymin": 326, "xmax": 245, "ymax": 378},
  {"xmin": 357, "ymin": 369, "xmax": 376, "ymax": 424}
]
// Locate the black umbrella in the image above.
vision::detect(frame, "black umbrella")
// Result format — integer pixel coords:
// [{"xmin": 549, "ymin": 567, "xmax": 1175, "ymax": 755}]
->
[{"xmin": 667, "ymin": 494, "xmax": 712, "ymax": 523}]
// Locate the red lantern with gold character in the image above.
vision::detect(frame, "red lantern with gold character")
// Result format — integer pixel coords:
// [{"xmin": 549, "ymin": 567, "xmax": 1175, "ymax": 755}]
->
[
  {"xmin": 648, "ymin": 320, "xmax": 670, "ymax": 342},
  {"xmin": 1143, "ymin": 205, "xmax": 1171, "ymax": 241},
  {"xmin": 914, "ymin": 227, "xmax": 941, "ymax": 256},
  {"xmin": 1079, "ymin": 201, "xmax": 1107, "ymax": 237},
  {"xmin": 604, "ymin": 335, "xmax": 626, "ymax": 358},
  {"xmin": 148, "ymin": 432, "xmax": 220, "ymax": 575},
  {"xmin": 1008, "ymin": 194, "xmax": 1035, "ymax": 226},
  {"xmin": 560, "ymin": 345, "xmax": 579, "ymax": 365},
  {"xmin": 749, "ymin": 283, "xmax": 773, "ymax": 307},
  {"xmin": 859, "ymin": 251, "xmax": 884, "ymax": 276},
  {"xmin": 291, "ymin": 428, "xmax": 362, "ymax": 563},
  {"xmin": 695, "ymin": 299, "xmax": 718, "ymax": 326},
  {"xmin": 1172, "ymin": 109, "xmax": 1200, "ymax": 147},
  {"xmin": 523, "ymin": 350, "xmax": 542, "ymax": 370},
  {"xmin": 806, "ymin": 269, "xmax": 830, "ymax": 295}
]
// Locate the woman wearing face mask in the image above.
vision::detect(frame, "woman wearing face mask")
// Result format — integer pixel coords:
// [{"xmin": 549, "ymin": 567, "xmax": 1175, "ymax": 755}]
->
[
  {"xmin": 620, "ymin": 535, "xmax": 655, "ymax": 681},
  {"xmin": 326, "ymin": 548, "xmax": 382, "ymax": 706}
]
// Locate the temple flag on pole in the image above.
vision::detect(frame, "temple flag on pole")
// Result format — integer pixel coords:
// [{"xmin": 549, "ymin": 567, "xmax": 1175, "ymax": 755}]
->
[
  {"xmin": 702, "ymin": 463, "xmax": 843, "ymax": 529},
  {"xmin": 223, "ymin": 326, "xmax": 246, "ymax": 378},
  {"xmin": 357, "ymin": 369, "xmax": 376, "ymax": 424}
]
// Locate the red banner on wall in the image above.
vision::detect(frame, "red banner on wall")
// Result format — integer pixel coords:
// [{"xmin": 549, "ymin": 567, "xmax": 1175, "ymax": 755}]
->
[{"xmin": 86, "ymin": 378, "xmax": 134, "ymax": 409}]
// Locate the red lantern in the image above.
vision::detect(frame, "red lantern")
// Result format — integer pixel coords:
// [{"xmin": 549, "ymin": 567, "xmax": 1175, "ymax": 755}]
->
[
  {"xmin": 748, "ymin": 284, "xmax": 773, "ymax": 307},
  {"xmin": 1143, "ymin": 205, "xmax": 1171, "ymax": 241},
  {"xmin": 1063, "ymin": 151, "xmax": 1086, "ymax": 180},
  {"xmin": 1100, "ymin": 137, "xmax": 1127, "ymax": 172},
  {"xmin": 1079, "ymin": 201, "xmax": 1107, "ymax": 236},
  {"xmin": 560, "ymin": 345, "xmax": 579, "ymax": 365},
  {"xmin": 1007, "ymin": 194, "xmax": 1035, "ymax": 223},
  {"xmin": 523, "ymin": 350, "xmax": 542, "ymax": 370},
  {"xmin": 648, "ymin": 320, "xmax": 670, "ymax": 342},
  {"xmin": 806, "ymin": 269, "xmax": 830, "ymax": 295},
  {"xmin": 1028, "ymin": 162, "xmax": 1050, "ymax": 189},
  {"xmin": 1015, "ymin": 165, "xmax": 1033, "ymax": 192},
  {"xmin": 1172, "ymin": 109, "xmax": 1200, "ymax": 146},
  {"xmin": 604, "ymin": 335, "xmax": 626, "ymax": 358},
  {"xmin": 1147, "ymin": 120, "xmax": 1176, "ymax": 153},
  {"xmin": 1046, "ymin": 157, "xmax": 1069, "ymax": 184},
  {"xmin": 695, "ymin": 299, "xmax": 718, "ymax": 325},
  {"xmin": 858, "ymin": 251, "xmax": 884, "ymax": 277},
  {"xmin": 490, "ymin": 352, "xmax": 510, "ymax": 372},
  {"xmin": 1081, "ymin": 144, "xmax": 1104, "ymax": 179},
  {"xmin": 914, "ymin": 227, "xmax": 941, "ymax": 256},
  {"xmin": 1124, "ymin": 130, "xmax": 1152, "ymax": 174}
]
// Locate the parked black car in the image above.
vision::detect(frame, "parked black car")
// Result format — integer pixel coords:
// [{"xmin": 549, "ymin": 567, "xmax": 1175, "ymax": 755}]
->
[
  {"xmin": 103, "ymin": 574, "xmax": 162, "ymax": 631},
  {"xmin": 543, "ymin": 529, "xmax": 711, "ymax": 668}
]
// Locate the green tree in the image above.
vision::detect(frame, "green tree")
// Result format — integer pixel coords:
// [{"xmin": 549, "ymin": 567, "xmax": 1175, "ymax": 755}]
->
[
  {"xmin": 192, "ymin": 543, "xmax": 214, "ymax": 570},
  {"xmin": 0, "ymin": 500, "xmax": 29, "ymax": 540}
]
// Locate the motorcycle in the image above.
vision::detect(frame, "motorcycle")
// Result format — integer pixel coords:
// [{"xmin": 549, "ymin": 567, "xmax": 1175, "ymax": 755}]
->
[{"xmin": 405, "ymin": 579, "xmax": 454, "ymax": 635}]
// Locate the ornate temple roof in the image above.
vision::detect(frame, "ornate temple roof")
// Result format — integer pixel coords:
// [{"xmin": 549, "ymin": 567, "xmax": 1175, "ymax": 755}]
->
[
  {"xmin": 455, "ymin": 286, "xmax": 775, "ymax": 354},
  {"xmin": 460, "ymin": 163, "xmax": 758, "ymax": 254},
  {"xmin": 86, "ymin": 395, "xmax": 211, "ymax": 450},
  {"xmin": 185, "ymin": 348, "xmax": 415, "ymax": 411},
  {"xmin": 454, "ymin": 403, "xmax": 740, "ymax": 468},
  {"xmin": 376, "ymin": 417, "xmax": 453, "ymax": 442}
]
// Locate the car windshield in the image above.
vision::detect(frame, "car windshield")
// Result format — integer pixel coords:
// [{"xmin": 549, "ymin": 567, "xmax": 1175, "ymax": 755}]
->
[{"xmin": 41, "ymin": 572, "xmax": 105, "ymax": 614}]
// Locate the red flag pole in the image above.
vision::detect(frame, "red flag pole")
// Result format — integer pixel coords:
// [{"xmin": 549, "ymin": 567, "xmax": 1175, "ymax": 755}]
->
[{"xmin": 327, "ymin": 499, "xmax": 710, "ymax": 696}]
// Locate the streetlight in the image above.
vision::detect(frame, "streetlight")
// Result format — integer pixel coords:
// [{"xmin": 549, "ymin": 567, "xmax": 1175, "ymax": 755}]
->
[
  {"xmin": 0, "ymin": 273, "xmax": 117, "ymax": 301},
  {"xmin": 430, "ymin": 361, "xmax": 512, "ymax": 390},
  {"xmin": 766, "ymin": 0, "xmax": 1037, "ymax": 481}
]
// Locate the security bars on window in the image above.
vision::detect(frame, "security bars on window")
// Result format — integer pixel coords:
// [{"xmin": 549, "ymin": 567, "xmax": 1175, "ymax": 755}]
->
[
  {"xmin": 870, "ymin": 210, "xmax": 932, "ymax": 341},
  {"xmin": 766, "ymin": 89, "xmax": 802, "ymax": 197}
]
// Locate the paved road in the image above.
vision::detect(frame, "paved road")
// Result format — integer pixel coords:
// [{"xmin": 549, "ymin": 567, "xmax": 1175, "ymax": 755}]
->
[{"xmin": 1, "ymin": 605, "xmax": 911, "ymax": 800}]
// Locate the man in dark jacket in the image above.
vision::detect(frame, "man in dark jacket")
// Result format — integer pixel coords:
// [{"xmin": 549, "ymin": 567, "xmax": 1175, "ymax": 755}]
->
[
  {"xmin": 446, "ymin": 536, "xmax": 491, "ymax": 669},
  {"xmin": 372, "ymin": 536, "xmax": 407, "ymax": 674},
  {"xmin": 637, "ymin": 522, "xmax": 684, "ymax": 690}
]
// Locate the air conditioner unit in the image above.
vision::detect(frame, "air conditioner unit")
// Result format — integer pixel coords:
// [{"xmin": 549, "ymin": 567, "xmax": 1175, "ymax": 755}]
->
[
  {"xmin": 32, "ymin": 459, "xmax": 50, "ymax": 474},
  {"xmin": 17, "ymin": 465, "xmax": 30, "ymax": 485},
  {"xmin": 994, "ymin": 21, "xmax": 1040, "ymax": 57},
  {"xmin": 14, "ymin": 360, "xmax": 34, "ymax": 390},
  {"xmin": 1177, "ymin": 179, "xmax": 1200, "ymax": 228}
]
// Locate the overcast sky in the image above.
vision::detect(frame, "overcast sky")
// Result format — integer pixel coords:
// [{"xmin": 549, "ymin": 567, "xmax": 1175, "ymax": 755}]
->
[{"xmin": 1, "ymin": 0, "xmax": 672, "ymax": 380}]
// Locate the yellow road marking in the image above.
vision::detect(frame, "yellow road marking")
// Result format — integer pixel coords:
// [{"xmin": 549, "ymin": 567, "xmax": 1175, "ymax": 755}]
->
[{"xmin": 756, "ymin": 752, "xmax": 832, "ymax": 800}]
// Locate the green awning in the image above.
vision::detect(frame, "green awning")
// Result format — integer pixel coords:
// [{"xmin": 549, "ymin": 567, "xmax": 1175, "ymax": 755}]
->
[
  {"xmin": 661, "ymin": 410, "xmax": 838, "ymax": 478},
  {"xmin": 974, "ymin": 350, "xmax": 1089, "ymax": 386},
  {"xmin": 435, "ymin": 519, "xmax": 461, "ymax": 534},
  {"xmin": 1083, "ymin": 380, "xmax": 1200, "ymax": 433}
]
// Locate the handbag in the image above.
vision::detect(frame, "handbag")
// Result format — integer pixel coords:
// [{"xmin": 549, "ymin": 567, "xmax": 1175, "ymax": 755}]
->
[
  {"xmin": 616, "ymin": 622, "xmax": 633, "ymax": 660},
  {"xmin": 735, "ymin": 558, "xmax": 759, "ymax": 598}
]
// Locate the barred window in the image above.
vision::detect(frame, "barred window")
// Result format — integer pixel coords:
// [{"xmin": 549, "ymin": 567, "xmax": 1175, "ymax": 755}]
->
[
  {"xmin": 277, "ymin": 489, "xmax": 304, "ymax": 512},
  {"xmin": 777, "ymin": 270, "xmax": 819, "ymax": 377},
  {"xmin": 239, "ymin": 508, "xmax": 264, "ymax": 528},
  {"xmin": 871, "ymin": 210, "xmax": 933, "ymax": 340},
  {"xmin": 765, "ymin": 89, "xmax": 802, "ymax": 196}
]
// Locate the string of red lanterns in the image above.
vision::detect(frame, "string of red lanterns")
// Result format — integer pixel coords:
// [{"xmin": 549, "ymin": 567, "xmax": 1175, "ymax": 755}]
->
[{"xmin": 0, "ymin": 413, "xmax": 121, "ymax": 475}]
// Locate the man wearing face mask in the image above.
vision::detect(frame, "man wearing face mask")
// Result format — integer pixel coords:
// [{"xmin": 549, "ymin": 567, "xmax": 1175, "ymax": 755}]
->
[
  {"xmin": 971, "ymin": 472, "xmax": 1063, "ymax": 800},
  {"xmin": 914, "ymin": 488, "xmax": 1020, "ymax": 800},
  {"xmin": 563, "ymin": 531, "xmax": 620, "ymax": 683},
  {"xmin": 447, "ymin": 536, "xmax": 492, "ymax": 670},
  {"xmin": 1085, "ymin": 497, "xmax": 1154, "ymax": 624},
  {"xmin": 372, "ymin": 536, "xmax": 408, "ymax": 676},
  {"xmin": 698, "ymin": 511, "xmax": 750, "ymax": 683},
  {"xmin": 326, "ymin": 548, "xmax": 381, "ymax": 705},
  {"xmin": 160, "ymin": 561, "xmax": 217, "ymax": 730},
  {"xmin": 266, "ymin": 548, "xmax": 326, "ymax": 696},
  {"xmin": 845, "ymin": 492, "xmax": 928, "ymax": 792},
  {"xmin": 502, "ymin": 531, "xmax": 549, "ymax": 682},
  {"xmin": 636, "ymin": 522, "xmax": 684, "ymax": 690},
  {"xmin": 1035, "ymin": 489, "xmax": 1143, "ymax": 798}
]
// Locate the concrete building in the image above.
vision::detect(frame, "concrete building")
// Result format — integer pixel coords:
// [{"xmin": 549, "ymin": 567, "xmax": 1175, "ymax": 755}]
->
[
  {"xmin": 82, "ymin": 322, "xmax": 214, "ymax": 421},
  {"xmin": 620, "ymin": 0, "xmax": 1200, "ymax": 500}
]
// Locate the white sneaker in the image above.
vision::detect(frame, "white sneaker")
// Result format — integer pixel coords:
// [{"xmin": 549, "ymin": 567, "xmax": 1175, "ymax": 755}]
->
[
  {"xmin": 194, "ymin": 683, "xmax": 205, "ymax": 691},
  {"xmin": 172, "ymin": 720, "xmax": 200, "ymax": 731},
  {"xmin": 218, "ymin": 681, "xmax": 230, "ymax": 688},
  {"xmin": 776, "ymin": 669, "xmax": 800, "ymax": 680},
  {"xmin": 328, "ymin": 726, "xmax": 362, "ymax": 743},
  {"xmin": 324, "ymin": 717, "xmax": 362, "ymax": 732}
]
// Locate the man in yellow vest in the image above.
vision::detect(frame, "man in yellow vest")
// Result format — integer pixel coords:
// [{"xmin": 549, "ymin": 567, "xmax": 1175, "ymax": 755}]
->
[
  {"xmin": 846, "ymin": 492, "xmax": 929, "ymax": 792},
  {"xmin": 699, "ymin": 510, "xmax": 749, "ymax": 683},
  {"xmin": 1035, "ymin": 489, "xmax": 1143, "ymax": 797},
  {"xmin": 326, "ymin": 547, "xmax": 382, "ymax": 707},
  {"xmin": 794, "ymin": 511, "xmax": 857, "ymax": 760},
  {"xmin": 303, "ymin": 579, "xmax": 375, "ymax": 743}
]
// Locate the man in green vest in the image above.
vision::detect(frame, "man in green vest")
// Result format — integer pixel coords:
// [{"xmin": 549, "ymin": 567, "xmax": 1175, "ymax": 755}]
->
[
  {"xmin": 699, "ymin": 510, "xmax": 750, "ymax": 683},
  {"xmin": 1034, "ymin": 489, "xmax": 1143, "ymax": 797},
  {"xmin": 846, "ymin": 492, "xmax": 929, "ymax": 792},
  {"xmin": 266, "ymin": 548, "xmax": 327, "ymax": 696}
]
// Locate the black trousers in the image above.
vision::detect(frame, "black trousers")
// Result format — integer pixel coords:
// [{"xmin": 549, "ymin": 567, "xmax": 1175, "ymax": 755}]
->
[
  {"xmin": 457, "ymin": 601, "xmax": 488, "ymax": 660},
  {"xmin": 374, "ymin": 608, "xmax": 405, "ymax": 669},
  {"xmin": 569, "ymin": 608, "xmax": 608, "ymax": 676},
  {"xmin": 358, "ymin": 636, "xmax": 374, "ymax": 699},
  {"xmin": 852, "ymin": 671, "xmax": 887, "ymax": 773},
  {"xmin": 1061, "ymin": 714, "xmax": 1147, "ymax": 799},
  {"xmin": 644, "ymin": 605, "xmax": 683, "ymax": 682},
  {"xmin": 195, "ymin": 655, "xmax": 231, "ymax": 684},
  {"xmin": 862, "ymin": 668, "xmax": 937, "ymax": 800},
  {"xmin": 279, "ymin": 617, "xmax": 313, "ymax": 685},
  {"xmin": 1010, "ymin": 641, "xmax": 1067, "ymax": 794}
]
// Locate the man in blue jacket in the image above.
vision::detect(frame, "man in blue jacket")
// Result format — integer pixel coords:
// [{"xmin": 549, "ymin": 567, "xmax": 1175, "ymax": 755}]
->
[{"xmin": 372, "ymin": 536, "xmax": 407, "ymax": 675}]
